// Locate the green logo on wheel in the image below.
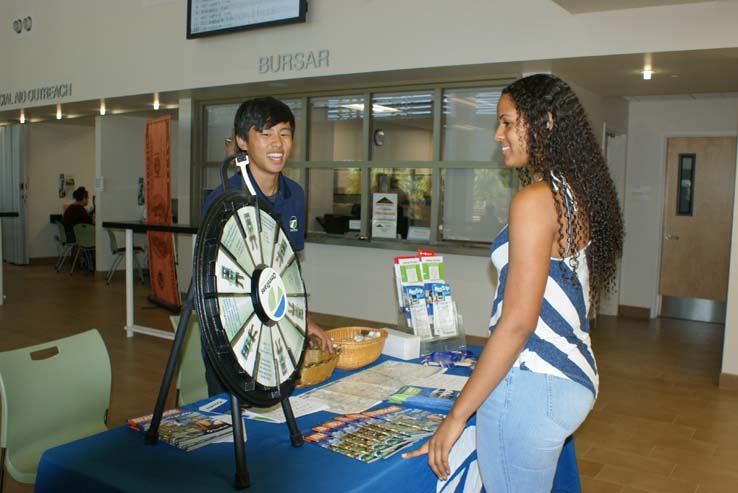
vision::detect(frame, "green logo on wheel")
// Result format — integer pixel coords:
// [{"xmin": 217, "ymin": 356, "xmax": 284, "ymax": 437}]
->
[
  {"xmin": 269, "ymin": 286, "xmax": 284, "ymax": 314},
  {"xmin": 259, "ymin": 268, "xmax": 287, "ymax": 321}
]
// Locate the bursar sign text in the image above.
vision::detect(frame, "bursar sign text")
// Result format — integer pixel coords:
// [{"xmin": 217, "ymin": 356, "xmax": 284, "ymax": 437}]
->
[{"xmin": 258, "ymin": 49, "xmax": 329, "ymax": 74}]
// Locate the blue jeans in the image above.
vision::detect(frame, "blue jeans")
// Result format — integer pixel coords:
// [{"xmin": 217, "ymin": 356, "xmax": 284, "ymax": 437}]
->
[{"xmin": 476, "ymin": 367, "xmax": 594, "ymax": 492}]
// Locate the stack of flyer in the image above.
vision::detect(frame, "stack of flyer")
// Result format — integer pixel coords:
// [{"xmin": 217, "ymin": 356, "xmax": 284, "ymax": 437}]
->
[
  {"xmin": 127, "ymin": 408, "xmax": 232, "ymax": 451},
  {"xmin": 303, "ymin": 405, "xmax": 444, "ymax": 463},
  {"xmin": 394, "ymin": 250, "xmax": 458, "ymax": 339},
  {"xmin": 387, "ymin": 385, "xmax": 459, "ymax": 413}
]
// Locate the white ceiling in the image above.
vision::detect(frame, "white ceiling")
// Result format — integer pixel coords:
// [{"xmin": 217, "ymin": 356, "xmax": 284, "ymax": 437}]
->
[
  {"xmin": 551, "ymin": 48, "xmax": 738, "ymax": 97},
  {"xmin": 552, "ymin": 0, "xmax": 718, "ymax": 14},
  {"xmin": 1, "ymin": 47, "xmax": 737, "ymax": 126}
]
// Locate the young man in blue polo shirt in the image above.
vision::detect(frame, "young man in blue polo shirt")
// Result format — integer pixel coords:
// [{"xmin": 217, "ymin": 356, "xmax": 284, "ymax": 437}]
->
[{"xmin": 202, "ymin": 97, "xmax": 332, "ymax": 396}]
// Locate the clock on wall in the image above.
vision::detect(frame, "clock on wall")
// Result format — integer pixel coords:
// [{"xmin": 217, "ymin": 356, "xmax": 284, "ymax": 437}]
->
[{"xmin": 373, "ymin": 128, "xmax": 385, "ymax": 147}]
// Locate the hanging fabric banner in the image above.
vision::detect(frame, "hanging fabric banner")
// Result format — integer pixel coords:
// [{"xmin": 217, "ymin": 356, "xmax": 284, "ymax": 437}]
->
[{"xmin": 144, "ymin": 115, "xmax": 180, "ymax": 311}]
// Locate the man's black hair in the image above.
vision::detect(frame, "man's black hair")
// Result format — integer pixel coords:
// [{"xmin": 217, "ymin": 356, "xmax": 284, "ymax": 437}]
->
[
  {"xmin": 72, "ymin": 186, "xmax": 88, "ymax": 201},
  {"xmin": 233, "ymin": 97, "xmax": 295, "ymax": 143}
]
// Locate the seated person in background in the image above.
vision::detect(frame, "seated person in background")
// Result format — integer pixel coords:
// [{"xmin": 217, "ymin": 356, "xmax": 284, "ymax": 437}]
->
[
  {"xmin": 201, "ymin": 96, "xmax": 333, "ymax": 396},
  {"xmin": 62, "ymin": 186, "xmax": 93, "ymax": 242}
]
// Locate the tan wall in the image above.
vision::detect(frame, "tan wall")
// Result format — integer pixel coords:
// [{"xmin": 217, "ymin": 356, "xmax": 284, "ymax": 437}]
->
[
  {"xmin": 301, "ymin": 242, "xmax": 497, "ymax": 337},
  {"xmin": 621, "ymin": 97, "xmax": 738, "ymax": 312},
  {"xmin": 26, "ymin": 122, "xmax": 95, "ymax": 258},
  {"xmin": 3, "ymin": 0, "xmax": 738, "ymax": 109}
]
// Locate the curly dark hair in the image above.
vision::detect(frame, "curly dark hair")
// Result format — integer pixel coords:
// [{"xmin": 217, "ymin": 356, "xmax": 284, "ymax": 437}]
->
[{"xmin": 502, "ymin": 74, "xmax": 624, "ymax": 305}]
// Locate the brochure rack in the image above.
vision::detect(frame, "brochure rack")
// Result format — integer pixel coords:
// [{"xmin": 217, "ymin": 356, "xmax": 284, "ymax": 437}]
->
[
  {"xmin": 145, "ymin": 153, "xmax": 306, "ymax": 490},
  {"xmin": 395, "ymin": 310, "xmax": 466, "ymax": 357},
  {"xmin": 394, "ymin": 251, "xmax": 466, "ymax": 357}
]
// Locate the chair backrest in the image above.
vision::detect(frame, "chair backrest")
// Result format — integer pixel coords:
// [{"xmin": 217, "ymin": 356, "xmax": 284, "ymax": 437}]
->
[
  {"xmin": 73, "ymin": 224, "xmax": 95, "ymax": 248},
  {"xmin": 54, "ymin": 221, "xmax": 70, "ymax": 246},
  {"xmin": 0, "ymin": 329, "xmax": 111, "ymax": 484},
  {"xmin": 105, "ymin": 228, "xmax": 119, "ymax": 253},
  {"xmin": 169, "ymin": 314, "xmax": 208, "ymax": 406}
]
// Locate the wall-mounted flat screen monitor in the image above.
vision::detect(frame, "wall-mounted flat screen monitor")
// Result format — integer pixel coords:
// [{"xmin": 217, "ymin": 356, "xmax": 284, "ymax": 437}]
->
[{"xmin": 187, "ymin": 0, "xmax": 307, "ymax": 39}]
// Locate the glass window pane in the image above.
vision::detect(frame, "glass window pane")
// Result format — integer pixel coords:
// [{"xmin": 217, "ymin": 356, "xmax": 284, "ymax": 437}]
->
[
  {"xmin": 205, "ymin": 99, "xmax": 304, "ymax": 162},
  {"xmin": 309, "ymin": 96, "xmax": 364, "ymax": 161},
  {"xmin": 282, "ymin": 167, "xmax": 303, "ymax": 185},
  {"xmin": 677, "ymin": 153, "xmax": 695, "ymax": 216},
  {"xmin": 441, "ymin": 168, "xmax": 515, "ymax": 243},
  {"xmin": 370, "ymin": 168, "xmax": 432, "ymax": 239},
  {"xmin": 307, "ymin": 168, "xmax": 361, "ymax": 235},
  {"xmin": 201, "ymin": 165, "xmax": 222, "ymax": 211},
  {"xmin": 284, "ymin": 99, "xmax": 304, "ymax": 160},
  {"xmin": 442, "ymin": 88, "xmax": 502, "ymax": 162},
  {"xmin": 205, "ymin": 103, "xmax": 239, "ymax": 162},
  {"xmin": 371, "ymin": 92, "xmax": 433, "ymax": 162}
]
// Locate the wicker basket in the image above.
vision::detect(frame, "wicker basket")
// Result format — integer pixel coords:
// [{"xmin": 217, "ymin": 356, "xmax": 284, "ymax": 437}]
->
[
  {"xmin": 296, "ymin": 346, "xmax": 339, "ymax": 388},
  {"xmin": 326, "ymin": 327, "xmax": 388, "ymax": 370}
]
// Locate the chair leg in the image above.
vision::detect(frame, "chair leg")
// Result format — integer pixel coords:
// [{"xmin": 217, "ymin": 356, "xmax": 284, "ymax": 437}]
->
[
  {"xmin": 133, "ymin": 253, "xmax": 145, "ymax": 284},
  {"xmin": 69, "ymin": 248, "xmax": 81, "ymax": 275},
  {"xmin": 1, "ymin": 446, "xmax": 6, "ymax": 493},
  {"xmin": 56, "ymin": 245, "xmax": 71, "ymax": 272},
  {"xmin": 83, "ymin": 250, "xmax": 92, "ymax": 273},
  {"xmin": 106, "ymin": 254, "xmax": 123, "ymax": 284},
  {"xmin": 87, "ymin": 249, "xmax": 96, "ymax": 273}
]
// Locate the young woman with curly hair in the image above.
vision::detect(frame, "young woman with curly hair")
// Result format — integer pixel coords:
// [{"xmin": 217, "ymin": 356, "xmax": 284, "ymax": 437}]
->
[{"xmin": 404, "ymin": 74, "xmax": 624, "ymax": 492}]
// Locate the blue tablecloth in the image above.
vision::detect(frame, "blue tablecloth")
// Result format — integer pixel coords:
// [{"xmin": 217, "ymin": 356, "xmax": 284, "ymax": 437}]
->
[{"xmin": 35, "ymin": 351, "xmax": 580, "ymax": 493}]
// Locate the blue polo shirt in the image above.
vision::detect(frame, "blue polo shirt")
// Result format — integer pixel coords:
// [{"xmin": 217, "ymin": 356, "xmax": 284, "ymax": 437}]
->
[{"xmin": 202, "ymin": 167, "xmax": 305, "ymax": 252}]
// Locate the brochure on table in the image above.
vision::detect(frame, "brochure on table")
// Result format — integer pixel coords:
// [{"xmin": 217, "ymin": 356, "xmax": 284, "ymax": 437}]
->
[{"xmin": 393, "ymin": 250, "xmax": 466, "ymax": 356}]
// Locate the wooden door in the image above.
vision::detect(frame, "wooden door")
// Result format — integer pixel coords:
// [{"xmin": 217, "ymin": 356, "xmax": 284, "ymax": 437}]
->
[{"xmin": 660, "ymin": 137, "xmax": 737, "ymax": 302}]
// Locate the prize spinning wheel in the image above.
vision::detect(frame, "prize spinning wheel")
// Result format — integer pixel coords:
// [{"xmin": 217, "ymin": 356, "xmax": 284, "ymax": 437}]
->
[{"xmin": 193, "ymin": 188, "xmax": 308, "ymax": 407}]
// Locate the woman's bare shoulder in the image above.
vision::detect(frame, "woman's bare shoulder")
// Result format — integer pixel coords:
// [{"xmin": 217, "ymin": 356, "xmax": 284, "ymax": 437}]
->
[
  {"xmin": 508, "ymin": 182, "xmax": 558, "ymax": 240},
  {"xmin": 511, "ymin": 181, "xmax": 555, "ymax": 214}
]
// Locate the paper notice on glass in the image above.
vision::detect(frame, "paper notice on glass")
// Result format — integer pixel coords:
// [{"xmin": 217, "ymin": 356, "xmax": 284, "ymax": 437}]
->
[
  {"xmin": 372, "ymin": 193, "xmax": 398, "ymax": 221},
  {"xmin": 372, "ymin": 219, "xmax": 397, "ymax": 239}
]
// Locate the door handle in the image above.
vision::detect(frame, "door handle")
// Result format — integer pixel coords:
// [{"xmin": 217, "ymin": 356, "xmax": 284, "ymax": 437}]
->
[{"xmin": 664, "ymin": 234, "xmax": 680, "ymax": 240}]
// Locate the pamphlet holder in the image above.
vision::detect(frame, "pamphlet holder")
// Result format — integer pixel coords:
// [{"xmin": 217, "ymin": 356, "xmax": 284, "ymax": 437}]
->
[{"xmin": 395, "ymin": 303, "xmax": 466, "ymax": 358}]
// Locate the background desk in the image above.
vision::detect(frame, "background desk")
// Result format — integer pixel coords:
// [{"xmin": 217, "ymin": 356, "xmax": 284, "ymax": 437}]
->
[
  {"xmin": 102, "ymin": 221, "xmax": 198, "ymax": 340},
  {"xmin": 0, "ymin": 211, "xmax": 19, "ymax": 306},
  {"xmin": 36, "ymin": 353, "xmax": 580, "ymax": 493}
]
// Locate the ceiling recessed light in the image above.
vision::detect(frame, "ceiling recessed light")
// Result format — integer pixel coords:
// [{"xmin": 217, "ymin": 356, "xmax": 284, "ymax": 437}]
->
[{"xmin": 642, "ymin": 69, "xmax": 653, "ymax": 80}]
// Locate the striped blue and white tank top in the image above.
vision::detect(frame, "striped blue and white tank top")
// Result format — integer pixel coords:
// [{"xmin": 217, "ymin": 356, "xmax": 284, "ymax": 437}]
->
[{"xmin": 488, "ymin": 213, "xmax": 598, "ymax": 397}]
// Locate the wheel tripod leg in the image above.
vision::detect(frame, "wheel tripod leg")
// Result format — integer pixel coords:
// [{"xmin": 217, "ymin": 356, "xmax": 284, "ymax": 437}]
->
[
  {"xmin": 282, "ymin": 398, "xmax": 304, "ymax": 447},
  {"xmin": 145, "ymin": 280, "xmax": 195, "ymax": 445},
  {"xmin": 230, "ymin": 393, "xmax": 251, "ymax": 489}
]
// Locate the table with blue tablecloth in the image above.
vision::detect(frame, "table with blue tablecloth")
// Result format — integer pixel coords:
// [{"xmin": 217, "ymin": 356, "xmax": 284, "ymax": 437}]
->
[{"xmin": 35, "ymin": 350, "xmax": 580, "ymax": 493}]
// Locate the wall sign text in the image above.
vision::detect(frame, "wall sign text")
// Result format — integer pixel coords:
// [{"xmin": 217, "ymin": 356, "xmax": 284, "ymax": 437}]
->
[
  {"xmin": 0, "ymin": 82, "xmax": 73, "ymax": 108},
  {"xmin": 258, "ymin": 49, "xmax": 329, "ymax": 74}
]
